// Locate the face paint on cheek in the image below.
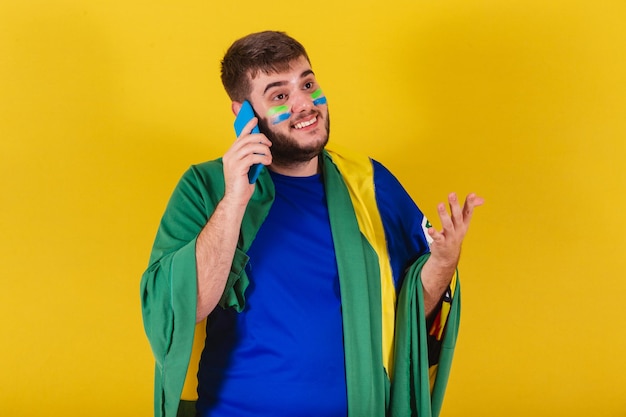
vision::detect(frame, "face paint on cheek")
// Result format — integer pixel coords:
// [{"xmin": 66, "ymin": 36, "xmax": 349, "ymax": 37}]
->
[
  {"xmin": 311, "ymin": 88, "xmax": 327, "ymax": 106},
  {"xmin": 267, "ymin": 105, "xmax": 291, "ymax": 125}
]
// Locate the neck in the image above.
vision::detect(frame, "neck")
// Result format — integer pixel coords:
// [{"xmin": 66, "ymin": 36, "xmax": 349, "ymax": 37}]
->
[{"xmin": 269, "ymin": 156, "xmax": 320, "ymax": 177}]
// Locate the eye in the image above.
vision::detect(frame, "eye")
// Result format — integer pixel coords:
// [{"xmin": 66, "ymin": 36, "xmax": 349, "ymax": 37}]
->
[
  {"xmin": 304, "ymin": 82, "xmax": 314, "ymax": 90},
  {"xmin": 273, "ymin": 93, "xmax": 287, "ymax": 101}
]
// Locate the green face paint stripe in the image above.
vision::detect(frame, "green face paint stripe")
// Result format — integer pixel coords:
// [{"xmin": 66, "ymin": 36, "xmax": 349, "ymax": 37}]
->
[
  {"xmin": 267, "ymin": 105, "xmax": 289, "ymax": 117},
  {"xmin": 311, "ymin": 89, "xmax": 323, "ymax": 99}
]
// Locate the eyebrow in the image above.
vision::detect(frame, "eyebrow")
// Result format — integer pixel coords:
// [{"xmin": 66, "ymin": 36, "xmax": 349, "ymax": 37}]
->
[{"xmin": 262, "ymin": 69, "xmax": 315, "ymax": 95}]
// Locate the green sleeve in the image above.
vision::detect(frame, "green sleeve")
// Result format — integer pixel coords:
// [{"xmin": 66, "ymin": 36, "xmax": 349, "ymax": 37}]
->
[
  {"xmin": 140, "ymin": 164, "xmax": 221, "ymax": 416},
  {"xmin": 139, "ymin": 162, "xmax": 274, "ymax": 417},
  {"xmin": 389, "ymin": 254, "xmax": 461, "ymax": 417}
]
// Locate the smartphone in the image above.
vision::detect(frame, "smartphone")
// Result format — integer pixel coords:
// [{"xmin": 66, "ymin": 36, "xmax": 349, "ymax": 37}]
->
[{"xmin": 234, "ymin": 100, "xmax": 264, "ymax": 184}]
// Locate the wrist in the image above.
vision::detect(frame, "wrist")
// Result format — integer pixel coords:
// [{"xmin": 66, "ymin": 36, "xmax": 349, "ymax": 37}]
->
[
  {"xmin": 425, "ymin": 253, "xmax": 459, "ymax": 273},
  {"xmin": 220, "ymin": 190, "xmax": 252, "ymax": 211},
  {"xmin": 421, "ymin": 255, "xmax": 457, "ymax": 290}
]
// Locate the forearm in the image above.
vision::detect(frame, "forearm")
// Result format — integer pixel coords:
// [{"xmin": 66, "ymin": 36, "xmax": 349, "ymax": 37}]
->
[
  {"xmin": 195, "ymin": 196, "xmax": 248, "ymax": 322},
  {"xmin": 420, "ymin": 256, "xmax": 457, "ymax": 317}
]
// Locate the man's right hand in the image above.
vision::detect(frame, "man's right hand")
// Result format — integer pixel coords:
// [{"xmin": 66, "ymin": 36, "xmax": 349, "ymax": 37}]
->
[{"xmin": 222, "ymin": 117, "xmax": 272, "ymax": 206}]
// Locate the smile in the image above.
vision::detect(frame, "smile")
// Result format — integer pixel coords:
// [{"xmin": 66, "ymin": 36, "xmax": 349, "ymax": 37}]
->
[{"xmin": 293, "ymin": 116, "xmax": 317, "ymax": 130}]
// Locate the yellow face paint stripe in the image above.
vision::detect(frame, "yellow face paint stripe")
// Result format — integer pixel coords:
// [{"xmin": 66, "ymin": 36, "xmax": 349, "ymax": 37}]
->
[{"xmin": 326, "ymin": 146, "xmax": 397, "ymax": 377}]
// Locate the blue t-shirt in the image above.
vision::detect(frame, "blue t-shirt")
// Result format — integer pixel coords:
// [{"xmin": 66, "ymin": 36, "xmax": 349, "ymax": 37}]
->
[
  {"xmin": 197, "ymin": 171, "xmax": 348, "ymax": 417},
  {"xmin": 196, "ymin": 159, "xmax": 431, "ymax": 416}
]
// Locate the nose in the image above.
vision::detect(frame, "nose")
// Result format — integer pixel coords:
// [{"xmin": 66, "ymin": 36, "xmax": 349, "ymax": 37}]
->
[{"xmin": 291, "ymin": 90, "xmax": 314, "ymax": 114}]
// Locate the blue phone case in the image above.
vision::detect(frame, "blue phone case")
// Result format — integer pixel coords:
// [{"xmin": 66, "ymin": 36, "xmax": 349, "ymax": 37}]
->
[{"xmin": 234, "ymin": 100, "xmax": 264, "ymax": 184}]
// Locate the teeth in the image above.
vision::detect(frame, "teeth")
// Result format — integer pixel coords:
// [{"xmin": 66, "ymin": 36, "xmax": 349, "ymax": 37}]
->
[{"xmin": 294, "ymin": 117, "xmax": 317, "ymax": 129}]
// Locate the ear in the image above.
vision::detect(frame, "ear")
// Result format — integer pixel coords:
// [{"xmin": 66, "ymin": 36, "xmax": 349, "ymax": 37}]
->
[{"xmin": 231, "ymin": 101, "xmax": 242, "ymax": 116}]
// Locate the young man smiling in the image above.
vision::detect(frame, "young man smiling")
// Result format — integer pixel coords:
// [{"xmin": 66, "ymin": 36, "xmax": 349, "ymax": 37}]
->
[{"xmin": 141, "ymin": 31, "xmax": 483, "ymax": 417}]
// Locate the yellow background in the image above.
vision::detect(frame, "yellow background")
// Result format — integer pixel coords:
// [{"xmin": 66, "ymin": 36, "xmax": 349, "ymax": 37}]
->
[{"xmin": 2, "ymin": 0, "xmax": 625, "ymax": 416}]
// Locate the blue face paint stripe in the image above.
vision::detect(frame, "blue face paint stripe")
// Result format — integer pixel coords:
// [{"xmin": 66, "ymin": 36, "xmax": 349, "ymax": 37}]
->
[
  {"xmin": 313, "ymin": 96, "xmax": 327, "ymax": 106},
  {"xmin": 272, "ymin": 112, "xmax": 291, "ymax": 125}
]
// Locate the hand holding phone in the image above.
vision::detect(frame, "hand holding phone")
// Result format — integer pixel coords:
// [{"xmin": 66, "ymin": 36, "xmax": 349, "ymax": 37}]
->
[{"xmin": 234, "ymin": 100, "xmax": 264, "ymax": 184}]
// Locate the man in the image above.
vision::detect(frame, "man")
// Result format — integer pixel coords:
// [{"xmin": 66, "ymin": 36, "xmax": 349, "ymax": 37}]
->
[{"xmin": 141, "ymin": 31, "xmax": 483, "ymax": 417}]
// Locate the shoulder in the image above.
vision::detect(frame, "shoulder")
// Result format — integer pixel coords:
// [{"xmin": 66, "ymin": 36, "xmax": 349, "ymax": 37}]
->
[
  {"xmin": 164, "ymin": 158, "xmax": 225, "ymax": 211},
  {"xmin": 174, "ymin": 158, "xmax": 225, "ymax": 190},
  {"xmin": 369, "ymin": 159, "xmax": 426, "ymax": 236},
  {"xmin": 188, "ymin": 158, "xmax": 224, "ymax": 180},
  {"xmin": 368, "ymin": 159, "xmax": 415, "ymax": 208},
  {"xmin": 324, "ymin": 144, "xmax": 372, "ymax": 178},
  {"xmin": 324, "ymin": 145, "xmax": 412, "ymax": 203},
  {"xmin": 370, "ymin": 159, "xmax": 402, "ymax": 189},
  {"xmin": 324, "ymin": 145, "xmax": 402, "ymax": 185}
]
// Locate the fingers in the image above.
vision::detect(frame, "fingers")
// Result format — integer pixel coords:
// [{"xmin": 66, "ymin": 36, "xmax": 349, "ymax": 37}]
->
[
  {"xmin": 236, "ymin": 117, "xmax": 261, "ymax": 140},
  {"xmin": 435, "ymin": 192, "xmax": 484, "ymax": 235},
  {"xmin": 436, "ymin": 192, "xmax": 462, "ymax": 236},
  {"xmin": 229, "ymin": 117, "xmax": 272, "ymax": 163},
  {"xmin": 427, "ymin": 226, "xmax": 444, "ymax": 244},
  {"xmin": 447, "ymin": 193, "xmax": 463, "ymax": 229},
  {"xmin": 226, "ymin": 140, "xmax": 272, "ymax": 175},
  {"xmin": 461, "ymin": 193, "xmax": 485, "ymax": 226},
  {"xmin": 437, "ymin": 200, "xmax": 454, "ymax": 235},
  {"xmin": 224, "ymin": 120, "xmax": 272, "ymax": 183},
  {"xmin": 429, "ymin": 192, "xmax": 482, "ymax": 268}
]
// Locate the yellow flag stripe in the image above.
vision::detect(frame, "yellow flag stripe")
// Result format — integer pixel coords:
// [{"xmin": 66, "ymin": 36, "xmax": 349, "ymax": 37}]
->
[
  {"xmin": 180, "ymin": 320, "xmax": 206, "ymax": 400},
  {"xmin": 327, "ymin": 146, "xmax": 397, "ymax": 377}
]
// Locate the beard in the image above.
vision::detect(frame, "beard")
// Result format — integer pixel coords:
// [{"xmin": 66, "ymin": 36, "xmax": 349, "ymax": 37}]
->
[{"xmin": 257, "ymin": 111, "xmax": 331, "ymax": 168}]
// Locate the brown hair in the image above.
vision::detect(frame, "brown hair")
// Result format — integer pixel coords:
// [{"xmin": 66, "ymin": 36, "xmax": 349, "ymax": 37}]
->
[{"xmin": 220, "ymin": 31, "xmax": 310, "ymax": 102}]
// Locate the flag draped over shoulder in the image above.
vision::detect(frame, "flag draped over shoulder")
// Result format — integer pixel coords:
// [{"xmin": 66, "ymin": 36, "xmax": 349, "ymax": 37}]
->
[
  {"xmin": 140, "ymin": 147, "xmax": 460, "ymax": 417},
  {"xmin": 326, "ymin": 146, "xmax": 460, "ymax": 417}
]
